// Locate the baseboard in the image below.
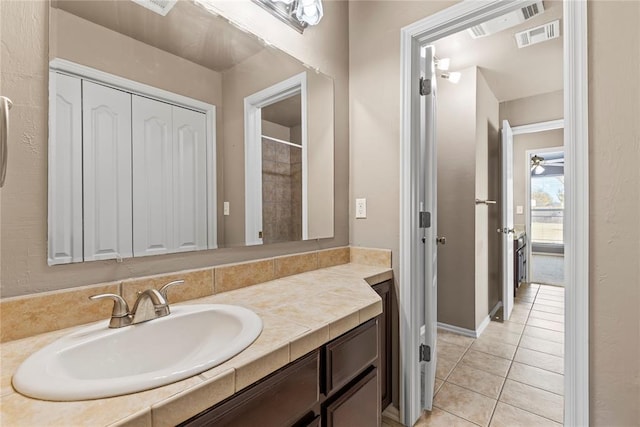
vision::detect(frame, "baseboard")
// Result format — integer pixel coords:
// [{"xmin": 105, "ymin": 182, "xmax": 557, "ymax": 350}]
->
[
  {"xmin": 438, "ymin": 317, "xmax": 491, "ymax": 339},
  {"xmin": 437, "ymin": 322, "xmax": 477, "ymax": 338},
  {"xmin": 489, "ymin": 301, "xmax": 503, "ymax": 320},
  {"xmin": 476, "ymin": 315, "xmax": 491, "ymax": 337}
]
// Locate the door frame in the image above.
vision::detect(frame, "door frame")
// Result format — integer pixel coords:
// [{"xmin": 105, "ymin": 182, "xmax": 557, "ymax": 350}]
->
[
  {"xmin": 399, "ymin": 1, "xmax": 589, "ymax": 426},
  {"xmin": 244, "ymin": 72, "xmax": 308, "ymax": 245},
  {"xmin": 524, "ymin": 143, "xmax": 565, "ymax": 280},
  {"xmin": 512, "ymin": 120, "xmax": 564, "ymax": 288}
]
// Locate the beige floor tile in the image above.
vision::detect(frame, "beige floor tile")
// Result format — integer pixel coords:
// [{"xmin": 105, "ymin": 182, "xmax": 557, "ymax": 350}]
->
[
  {"xmin": 538, "ymin": 284, "xmax": 563, "ymax": 291},
  {"xmin": 536, "ymin": 294, "xmax": 565, "ymax": 303},
  {"xmin": 510, "ymin": 306, "xmax": 531, "ymax": 317},
  {"xmin": 489, "ymin": 402, "xmax": 562, "ymax": 427},
  {"xmin": 414, "ymin": 407, "xmax": 478, "ymax": 427},
  {"xmin": 433, "ymin": 382, "xmax": 496, "ymax": 426},
  {"xmin": 532, "ymin": 303, "xmax": 564, "ymax": 315},
  {"xmin": 526, "ymin": 318, "xmax": 564, "ymax": 332},
  {"xmin": 513, "ymin": 301, "xmax": 533, "ymax": 310},
  {"xmin": 434, "ymin": 378, "xmax": 444, "ymax": 395},
  {"xmin": 514, "ymin": 296, "xmax": 535, "ymax": 304},
  {"xmin": 532, "ymin": 299, "xmax": 564, "ymax": 308},
  {"xmin": 507, "ymin": 312, "xmax": 529, "ymax": 325},
  {"xmin": 480, "ymin": 328, "xmax": 522, "ymax": 346},
  {"xmin": 437, "ymin": 329, "xmax": 475, "ymax": 349},
  {"xmin": 519, "ymin": 335, "xmax": 564, "ymax": 357},
  {"xmin": 529, "ymin": 310, "xmax": 564, "ymax": 324},
  {"xmin": 438, "ymin": 340, "xmax": 470, "ymax": 362},
  {"xmin": 447, "ymin": 364, "xmax": 506, "ymax": 399},
  {"xmin": 485, "ymin": 320, "xmax": 525, "ymax": 335},
  {"xmin": 514, "ymin": 348, "xmax": 564, "ymax": 374},
  {"xmin": 523, "ymin": 325, "xmax": 564, "ymax": 343},
  {"xmin": 436, "ymin": 355, "xmax": 458, "ymax": 380},
  {"xmin": 508, "ymin": 362, "xmax": 564, "ymax": 395},
  {"xmin": 537, "ymin": 291, "xmax": 565, "ymax": 299},
  {"xmin": 499, "ymin": 379, "xmax": 564, "ymax": 423},
  {"xmin": 471, "ymin": 337, "xmax": 517, "ymax": 360},
  {"xmin": 460, "ymin": 350, "xmax": 512, "ymax": 377}
]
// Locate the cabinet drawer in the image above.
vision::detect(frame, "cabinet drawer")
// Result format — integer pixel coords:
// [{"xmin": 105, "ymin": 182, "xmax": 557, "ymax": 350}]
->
[
  {"xmin": 324, "ymin": 368, "xmax": 378, "ymax": 427},
  {"xmin": 181, "ymin": 350, "xmax": 319, "ymax": 427},
  {"xmin": 324, "ymin": 319, "xmax": 378, "ymax": 395}
]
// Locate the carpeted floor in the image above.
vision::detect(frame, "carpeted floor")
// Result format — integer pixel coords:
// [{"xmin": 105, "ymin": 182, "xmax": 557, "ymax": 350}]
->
[{"xmin": 531, "ymin": 254, "xmax": 564, "ymax": 287}]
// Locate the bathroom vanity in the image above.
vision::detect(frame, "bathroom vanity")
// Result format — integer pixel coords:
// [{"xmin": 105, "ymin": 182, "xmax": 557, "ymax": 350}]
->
[
  {"xmin": 181, "ymin": 318, "xmax": 379, "ymax": 426},
  {"xmin": 0, "ymin": 259, "xmax": 392, "ymax": 427}
]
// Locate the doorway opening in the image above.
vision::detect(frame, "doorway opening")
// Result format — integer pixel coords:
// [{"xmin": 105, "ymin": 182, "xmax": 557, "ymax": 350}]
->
[{"xmin": 399, "ymin": 1, "xmax": 588, "ymax": 426}]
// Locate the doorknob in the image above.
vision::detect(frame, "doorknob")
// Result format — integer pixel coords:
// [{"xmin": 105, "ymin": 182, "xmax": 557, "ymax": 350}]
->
[
  {"xmin": 496, "ymin": 227, "xmax": 515, "ymax": 234},
  {"xmin": 436, "ymin": 236, "xmax": 446, "ymax": 245}
]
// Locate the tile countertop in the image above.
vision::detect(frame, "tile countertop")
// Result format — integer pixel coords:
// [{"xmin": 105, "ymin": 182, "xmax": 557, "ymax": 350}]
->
[{"xmin": 0, "ymin": 263, "xmax": 391, "ymax": 427}]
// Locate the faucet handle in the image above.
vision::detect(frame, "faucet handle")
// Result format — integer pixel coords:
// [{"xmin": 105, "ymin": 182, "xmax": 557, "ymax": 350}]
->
[
  {"xmin": 159, "ymin": 280, "xmax": 185, "ymax": 302},
  {"xmin": 89, "ymin": 293, "xmax": 130, "ymax": 317}
]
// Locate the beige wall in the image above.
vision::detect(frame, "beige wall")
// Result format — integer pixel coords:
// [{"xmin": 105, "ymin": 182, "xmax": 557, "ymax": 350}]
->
[
  {"xmin": 500, "ymin": 90, "xmax": 564, "ymax": 228},
  {"xmin": 589, "ymin": 1, "xmax": 640, "ymax": 425},
  {"xmin": 350, "ymin": 0, "xmax": 640, "ymax": 422},
  {"xmin": 475, "ymin": 69, "xmax": 499, "ymax": 326},
  {"xmin": 436, "ymin": 66, "xmax": 477, "ymax": 330},
  {"xmin": 0, "ymin": 0, "xmax": 348, "ymax": 297},
  {"xmin": 435, "ymin": 66, "xmax": 499, "ymax": 331}
]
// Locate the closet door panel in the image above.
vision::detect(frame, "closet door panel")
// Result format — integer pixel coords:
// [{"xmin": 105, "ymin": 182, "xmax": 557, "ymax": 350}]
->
[
  {"xmin": 172, "ymin": 106, "xmax": 208, "ymax": 252},
  {"xmin": 48, "ymin": 72, "xmax": 83, "ymax": 265},
  {"xmin": 82, "ymin": 81, "xmax": 132, "ymax": 261},
  {"xmin": 132, "ymin": 95, "xmax": 174, "ymax": 256}
]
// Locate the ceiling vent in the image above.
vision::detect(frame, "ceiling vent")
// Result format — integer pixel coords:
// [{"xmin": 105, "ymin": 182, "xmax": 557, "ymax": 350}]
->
[
  {"xmin": 515, "ymin": 20, "xmax": 560, "ymax": 48},
  {"xmin": 131, "ymin": 0, "xmax": 177, "ymax": 16},
  {"xmin": 467, "ymin": 1, "xmax": 544, "ymax": 39}
]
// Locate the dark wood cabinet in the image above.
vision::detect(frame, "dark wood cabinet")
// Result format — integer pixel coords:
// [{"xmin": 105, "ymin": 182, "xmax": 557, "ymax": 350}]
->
[
  {"xmin": 323, "ymin": 368, "xmax": 379, "ymax": 427},
  {"xmin": 180, "ymin": 350, "xmax": 319, "ymax": 427},
  {"xmin": 514, "ymin": 234, "xmax": 527, "ymax": 295},
  {"xmin": 181, "ymin": 317, "xmax": 380, "ymax": 427},
  {"xmin": 372, "ymin": 280, "xmax": 392, "ymax": 409}
]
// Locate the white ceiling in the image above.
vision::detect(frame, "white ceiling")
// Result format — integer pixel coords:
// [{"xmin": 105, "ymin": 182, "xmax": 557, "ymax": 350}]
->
[{"xmin": 433, "ymin": 0, "xmax": 563, "ymax": 102}]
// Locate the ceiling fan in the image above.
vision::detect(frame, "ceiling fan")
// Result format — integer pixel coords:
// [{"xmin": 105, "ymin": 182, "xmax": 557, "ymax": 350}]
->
[{"xmin": 531, "ymin": 154, "xmax": 564, "ymax": 175}]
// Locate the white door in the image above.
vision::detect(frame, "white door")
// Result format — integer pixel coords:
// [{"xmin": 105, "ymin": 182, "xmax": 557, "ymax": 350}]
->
[
  {"xmin": 172, "ymin": 105, "xmax": 208, "ymax": 252},
  {"xmin": 132, "ymin": 95, "xmax": 174, "ymax": 257},
  {"xmin": 82, "ymin": 81, "xmax": 132, "ymax": 261},
  {"xmin": 48, "ymin": 72, "xmax": 83, "ymax": 265},
  {"xmin": 420, "ymin": 45, "xmax": 438, "ymax": 412},
  {"xmin": 501, "ymin": 120, "xmax": 515, "ymax": 319}
]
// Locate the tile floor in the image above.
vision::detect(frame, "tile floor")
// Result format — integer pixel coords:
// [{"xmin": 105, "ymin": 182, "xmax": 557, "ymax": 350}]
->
[{"xmin": 385, "ymin": 283, "xmax": 565, "ymax": 427}]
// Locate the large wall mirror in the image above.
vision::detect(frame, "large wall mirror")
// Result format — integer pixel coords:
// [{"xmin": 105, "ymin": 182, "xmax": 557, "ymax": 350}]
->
[{"xmin": 47, "ymin": 0, "xmax": 335, "ymax": 265}]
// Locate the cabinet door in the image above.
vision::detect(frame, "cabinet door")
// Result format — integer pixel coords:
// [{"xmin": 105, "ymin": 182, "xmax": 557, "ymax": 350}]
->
[
  {"xmin": 132, "ymin": 95, "xmax": 174, "ymax": 256},
  {"xmin": 82, "ymin": 81, "xmax": 132, "ymax": 261},
  {"xmin": 172, "ymin": 106, "xmax": 208, "ymax": 252},
  {"xmin": 48, "ymin": 72, "xmax": 83, "ymax": 265},
  {"xmin": 324, "ymin": 368, "xmax": 379, "ymax": 427}
]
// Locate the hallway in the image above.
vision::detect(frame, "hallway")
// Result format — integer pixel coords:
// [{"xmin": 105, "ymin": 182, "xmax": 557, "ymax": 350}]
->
[{"xmin": 409, "ymin": 283, "xmax": 565, "ymax": 426}]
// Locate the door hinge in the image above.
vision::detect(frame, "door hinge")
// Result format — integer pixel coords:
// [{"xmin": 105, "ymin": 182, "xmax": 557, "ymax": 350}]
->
[
  {"xmin": 419, "ymin": 77, "xmax": 431, "ymax": 96},
  {"xmin": 419, "ymin": 211, "xmax": 431, "ymax": 228},
  {"xmin": 419, "ymin": 344, "xmax": 431, "ymax": 362},
  {"xmin": 258, "ymin": 231, "xmax": 263, "ymax": 239}
]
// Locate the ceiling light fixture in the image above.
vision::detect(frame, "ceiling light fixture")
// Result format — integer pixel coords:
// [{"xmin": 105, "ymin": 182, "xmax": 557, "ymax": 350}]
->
[
  {"xmin": 252, "ymin": 0, "xmax": 323, "ymax": 33},
  {"xmin": 435, "ymin": 57, "xmax": 450, "ymax": 71},
  {"xmin": 441, "ymin": 72, "xmax": 461, "ymax": 84},
  {"xmin": 531, "ymin": 154, "xmax": 546, "ymax": 174}
]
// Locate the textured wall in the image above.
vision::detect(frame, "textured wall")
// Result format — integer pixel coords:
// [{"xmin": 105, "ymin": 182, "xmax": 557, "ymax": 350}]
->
[{"xmin": 588, "ymin": 1, "xmax": 640, "ymax": 424}]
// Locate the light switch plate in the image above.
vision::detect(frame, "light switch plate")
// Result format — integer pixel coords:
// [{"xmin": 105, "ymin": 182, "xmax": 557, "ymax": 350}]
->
[
  {"xmin": 355, "ymin": 198, "xmax": 367, "ymax": 219},
  {"xmin": 224, "ymin": 202, "xmax": 230, "ymax": 216},
  {"xmin": 516, "ymin": 205, "xmax": 524, "ymax": 215}
]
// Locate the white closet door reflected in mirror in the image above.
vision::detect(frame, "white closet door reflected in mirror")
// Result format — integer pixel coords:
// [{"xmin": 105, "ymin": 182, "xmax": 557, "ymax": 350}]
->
[{"xmin": 48, "ymin": 65, "xmax": 217, "ymax": 265}]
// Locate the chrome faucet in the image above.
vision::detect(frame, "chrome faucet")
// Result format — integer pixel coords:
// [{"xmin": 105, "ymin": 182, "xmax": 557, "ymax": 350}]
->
[{"xmin": 90, "ymin": 280, "xmax": 185, "ymax": 328}]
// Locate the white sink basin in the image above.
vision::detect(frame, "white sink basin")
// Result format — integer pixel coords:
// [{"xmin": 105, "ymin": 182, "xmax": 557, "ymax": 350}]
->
[{"xmin": 13, "ymin": 304, "xmax": 262, "ymax": 401}]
